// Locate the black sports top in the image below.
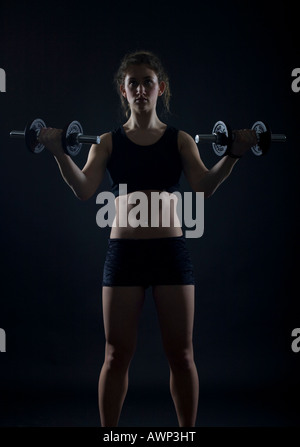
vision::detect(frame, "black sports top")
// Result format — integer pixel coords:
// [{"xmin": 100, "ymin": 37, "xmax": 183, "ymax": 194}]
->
[{"xmin": 106, "ymin": 125, "xmax": 182, "ymax": 197}]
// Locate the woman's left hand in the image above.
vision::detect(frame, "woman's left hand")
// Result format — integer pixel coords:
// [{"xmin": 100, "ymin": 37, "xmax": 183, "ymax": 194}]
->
[{"xmin": 229, "ymin": 129, "xmax": 258, "ymax": 158}]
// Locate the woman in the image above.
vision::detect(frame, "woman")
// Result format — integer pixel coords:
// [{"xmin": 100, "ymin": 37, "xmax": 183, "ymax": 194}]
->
[{"xmin": 38, "ymin": 50, "xmax": 257, "ymax": 427}]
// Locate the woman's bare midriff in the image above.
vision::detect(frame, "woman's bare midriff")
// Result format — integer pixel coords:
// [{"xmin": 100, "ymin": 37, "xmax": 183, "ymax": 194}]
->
[{"xmin": 110, "ymin": 189, "xmax": 183, "ymax": 239}]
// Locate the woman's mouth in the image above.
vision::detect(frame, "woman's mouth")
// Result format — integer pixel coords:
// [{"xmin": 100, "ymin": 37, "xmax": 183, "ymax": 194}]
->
[{"xmin": 135, "ymin": 97, "xmax": 148, "ymax": 103}]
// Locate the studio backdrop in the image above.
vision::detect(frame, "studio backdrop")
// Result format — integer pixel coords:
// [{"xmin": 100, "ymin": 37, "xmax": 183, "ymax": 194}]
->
[{"xmin": 0, "ymin": 0, "xmax": 299, "ymax": 427}]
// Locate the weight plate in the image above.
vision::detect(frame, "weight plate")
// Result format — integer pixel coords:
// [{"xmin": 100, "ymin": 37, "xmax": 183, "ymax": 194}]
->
[
  {"xmin": 251, "ymin": 121, "xmax": 271, "ymax": 156},
  {"xmin": 25, "ymin": 118, "xmax": 46, "ymax": 154},
  {"xmin": 62, "ymin": 120, "xmax": 83, "ymax": 156},
  {"xmin": 212, "ymin": 120, "xmax": 231, "ymax": 156}
]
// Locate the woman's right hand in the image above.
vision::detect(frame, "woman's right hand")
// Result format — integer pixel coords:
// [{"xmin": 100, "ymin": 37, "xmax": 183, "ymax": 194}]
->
[{"xmin": 37, "ymin": 127, "xmax": 65, "ymax": 157}]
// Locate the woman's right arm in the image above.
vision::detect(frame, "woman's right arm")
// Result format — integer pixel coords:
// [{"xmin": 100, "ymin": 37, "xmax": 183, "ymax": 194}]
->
[{"xmin": 38, "ymin": 128, "xmax": 111, "ymax": 201}]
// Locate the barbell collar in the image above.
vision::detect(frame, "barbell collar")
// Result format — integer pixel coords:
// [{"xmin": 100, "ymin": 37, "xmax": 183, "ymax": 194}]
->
[
  {"xmin": 10, "ymin": 131, "xmax": 25, "ymax": 138},
  {"xmin": 76, "ymin": 134, "xmax": 101, "ymax": 144},
  {"xmin": 270, "ymin": 134, "xmax": 286, "ymax": 142},
  {"xmin": 195, "ymin": 134, "xmax": 217, "ymax": 144}
]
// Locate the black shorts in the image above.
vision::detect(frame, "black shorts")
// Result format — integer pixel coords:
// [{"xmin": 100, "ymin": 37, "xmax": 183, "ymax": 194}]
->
[{"xmin": 102, "ymin": 235, "xmax": 195, "ymax": 289}]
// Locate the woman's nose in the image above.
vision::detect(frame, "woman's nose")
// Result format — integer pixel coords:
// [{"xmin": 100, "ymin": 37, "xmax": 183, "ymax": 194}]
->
[{"xmin": 136, "ymin": 83, "xmax": 145, "ymax": 94}]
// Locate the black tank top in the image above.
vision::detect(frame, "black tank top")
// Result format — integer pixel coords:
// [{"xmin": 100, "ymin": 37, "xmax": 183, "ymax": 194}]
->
[{"xmin": 106, "ymin": 125, "xmax": 182, "ymax": 197}]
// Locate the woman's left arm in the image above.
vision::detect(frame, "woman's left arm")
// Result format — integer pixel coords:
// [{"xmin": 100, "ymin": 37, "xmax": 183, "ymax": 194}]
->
[{"xmin": 178, "ymin": 129, "xmax": 257, "ymax": 198}]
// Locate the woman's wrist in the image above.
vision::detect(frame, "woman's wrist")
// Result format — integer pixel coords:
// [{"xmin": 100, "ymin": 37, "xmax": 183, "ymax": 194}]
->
[
  {"xmin": 226, "ymin": 151, "xmax": 242, "ymax": 159},
  {"xmin": 54, "ymin": 150, "xmax": 70, "ymax": 162}
]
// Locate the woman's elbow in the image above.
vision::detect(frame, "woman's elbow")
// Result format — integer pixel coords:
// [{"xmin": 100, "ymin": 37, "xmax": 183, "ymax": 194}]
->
[
  {"xmin": 192, "ymin": 184, "xmax": 215, "ymax": 199},
  {"xmin": 204, "ymin": 190, "xmax": 213, "ymax": 199},
  {"xmin": 74, "ymin": 180, "xmax": 99, "ymax": 201},
  {"xmin": 77, "ymin": 194, "xmax": 90, "ymax": 201},
  {"xmin": 74, "ymin": 189, "xmax": 93, "ymax": 201}
]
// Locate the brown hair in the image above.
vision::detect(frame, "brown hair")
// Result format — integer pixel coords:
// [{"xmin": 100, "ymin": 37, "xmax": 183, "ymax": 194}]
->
[{"xmin": 114, "ymin": 50, "xmax": 171, "ymax": 118}]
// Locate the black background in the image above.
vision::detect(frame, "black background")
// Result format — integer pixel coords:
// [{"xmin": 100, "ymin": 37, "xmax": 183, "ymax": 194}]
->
[{"xmin": 0, "ymin": 0, "xmax": 299, "ymax": 427}]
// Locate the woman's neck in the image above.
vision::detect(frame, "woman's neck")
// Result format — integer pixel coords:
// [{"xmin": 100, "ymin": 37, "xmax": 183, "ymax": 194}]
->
[{"xmin": 125, "ymin": 110, "xmax": 163, "ymax": 130}]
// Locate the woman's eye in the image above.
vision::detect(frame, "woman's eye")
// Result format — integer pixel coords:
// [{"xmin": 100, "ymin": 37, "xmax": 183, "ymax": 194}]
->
[{"xmin": 128, "ymin": 79, "xmax": 153, "ymax": 87}]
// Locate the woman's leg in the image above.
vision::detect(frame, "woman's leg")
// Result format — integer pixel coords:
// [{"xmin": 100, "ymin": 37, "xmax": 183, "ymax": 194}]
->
[
  {"xmin": 153, "ymin": 285, "xmax": 199, "ymax": 427},
  {"xmin": 98, "ymin": 286, "xmax": 145, "ymax": 427}
]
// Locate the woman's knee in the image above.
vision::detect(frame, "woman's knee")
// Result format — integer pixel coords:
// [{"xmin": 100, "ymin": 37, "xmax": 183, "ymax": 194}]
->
[
  {"xmin": 165, "ymin": 346, "xmax": 195, "ymax": 372},
  {"xmin": 104, "ymin": 342, "xmax": 135, "ymax": 372}
]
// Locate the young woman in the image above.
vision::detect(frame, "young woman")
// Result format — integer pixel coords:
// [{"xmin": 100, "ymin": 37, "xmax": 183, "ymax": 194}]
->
[{"xmin": 38, "ymin": 51, "xmax": 257, "ymax": 427}]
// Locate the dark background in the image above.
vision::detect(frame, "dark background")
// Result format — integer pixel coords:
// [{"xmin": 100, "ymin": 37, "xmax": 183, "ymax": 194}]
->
[{"xmin": 0, "ymin": 0, "xmax": 299, "ymax": 427}]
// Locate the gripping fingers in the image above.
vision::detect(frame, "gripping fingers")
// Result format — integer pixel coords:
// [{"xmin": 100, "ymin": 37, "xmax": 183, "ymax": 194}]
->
[
  {"xmin": 231, "ymin": 129, "xmax": 258, "ymax": 156},
  {"xmin": 38, "ymin": 127, "xmax": 58, "ymax": 143},
  {"xmin": 37, "ymin": 128, "xmax": 64, "ymax": 155},
  {"xmin": 235, "ymin": 129, "xmax": 258, "ymax": 145}
]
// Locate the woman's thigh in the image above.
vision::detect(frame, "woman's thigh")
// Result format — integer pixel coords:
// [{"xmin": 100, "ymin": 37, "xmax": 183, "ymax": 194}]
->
[
  {"xmin": 152, "ymin": 285, "xmax": 195, "ymax": 355},
  {"xmin": 102, "ymin": 286, "xmax": 146, "ymax": 354}
]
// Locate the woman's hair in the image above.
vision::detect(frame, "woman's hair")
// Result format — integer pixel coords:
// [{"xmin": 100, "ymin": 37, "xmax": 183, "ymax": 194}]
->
[{"xmin": 114, "ymin": 50, "xmax": 171, "ymax": 118}]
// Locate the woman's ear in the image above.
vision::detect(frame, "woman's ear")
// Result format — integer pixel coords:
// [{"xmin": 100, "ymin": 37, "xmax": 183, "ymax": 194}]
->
[
  {"xmin": 120, "ymin": 84, "xmax": 127, "ymax": 98},
  {"xmin": 158, "ymin": 81, "xmax": 166, "ymax": 96}
]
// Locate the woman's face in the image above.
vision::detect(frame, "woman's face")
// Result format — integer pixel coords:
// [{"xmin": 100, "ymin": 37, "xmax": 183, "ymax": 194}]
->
[{"xmin": 121, "ymin": 64, "xmax": 165, "ymax": 113}]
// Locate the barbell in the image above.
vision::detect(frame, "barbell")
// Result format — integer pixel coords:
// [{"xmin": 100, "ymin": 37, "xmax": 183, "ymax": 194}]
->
[
  {"xmin": 9, "ymin": 118, "xmax": 101, "ymax": 156},
  {"xmin": 195, "ymin": 120, "xmax": 286, "ymax": 156}
]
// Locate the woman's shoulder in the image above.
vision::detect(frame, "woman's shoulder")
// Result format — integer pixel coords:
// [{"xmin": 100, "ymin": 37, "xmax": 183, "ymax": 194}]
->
[
  {"xmin": 176, "ymin": 129, "xmax": 198, "ymax": 153},
  {"xmin": 177, "ymin": 129, "xmax": 194, "ymax": 142},
  {"xmin": 92, "ymin": 131, "xmax": 113, "ymax": 156}
]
